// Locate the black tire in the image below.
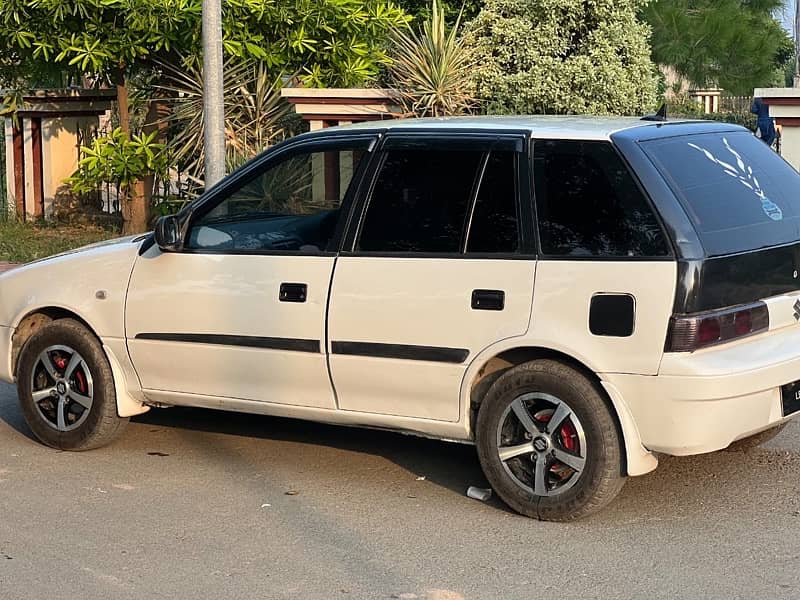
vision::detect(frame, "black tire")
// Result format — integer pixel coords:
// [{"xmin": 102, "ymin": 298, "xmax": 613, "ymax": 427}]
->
[
  {"xmin": 475, "ymin": 360, "xmax": 625, "ymax": 521},
  {"xmin": 725, "ymin": 423, "xmax": 787, "ymax": 452},
  {"xmin": 16, "ymin": 318, "xmax": 128, "ymax": 450}
]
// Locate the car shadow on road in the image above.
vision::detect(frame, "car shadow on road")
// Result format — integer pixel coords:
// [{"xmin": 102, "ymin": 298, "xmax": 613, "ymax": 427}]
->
[
  {"xmin": 0, "ymin": 386, "xmax": 30, "ymax": 440},
  {"xmin": 0, "ymin": 385, "xmax": 492, "ymax": 503},
  {"xmin": 132, "ymin": 405, "xmax": 493, "ymax": 497},
  {"xmin": 131, "ymin": 405, "xmax": 800, "ymax": 522},
  {"xmin": 3, "ymin": 386, "xmax": 800, "ymax": 522}
]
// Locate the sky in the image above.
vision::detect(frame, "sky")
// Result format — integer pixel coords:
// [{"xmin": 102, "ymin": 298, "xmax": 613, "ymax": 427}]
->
[{"xmin": 778, "ymin": 1, "xmax": 796, "ymax": 36}]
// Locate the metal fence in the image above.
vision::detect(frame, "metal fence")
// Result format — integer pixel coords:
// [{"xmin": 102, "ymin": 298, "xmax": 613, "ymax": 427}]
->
[
  {"xmin": 719, "ymin": 96, "xmax": 753, "ymax": 113},
  {"xmin": 75, "ymin": 126, "xmax": 192, "ymax": 216}
]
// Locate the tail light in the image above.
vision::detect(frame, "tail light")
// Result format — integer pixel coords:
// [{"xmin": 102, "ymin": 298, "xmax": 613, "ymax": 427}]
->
[{"xmin": 667, "ymin": 301, "xmax": 769, "ymax": 352}]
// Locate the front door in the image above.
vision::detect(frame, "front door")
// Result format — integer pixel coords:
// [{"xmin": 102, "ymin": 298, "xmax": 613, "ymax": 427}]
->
[
  {"xmin": 126, "ymin": 135, "xmax": 376, "ymax": 408},
  {"xmin": 327, "ymin": 134, "xmax": 536, "ymax": 422}
]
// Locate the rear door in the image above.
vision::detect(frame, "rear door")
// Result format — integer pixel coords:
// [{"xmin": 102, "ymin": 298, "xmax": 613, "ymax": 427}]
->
[
  {"xmin": 527, "ymin": 139, "xmax": 676, "ymax": 375},
  {"xmin": 327, "ymin": 133, "xmax": 536, "ymax": 422}
]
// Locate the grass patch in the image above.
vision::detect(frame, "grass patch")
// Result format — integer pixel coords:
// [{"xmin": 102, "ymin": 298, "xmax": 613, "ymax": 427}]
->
[{"xmin": 0, "ymin": 221, "xmax": 121, "ymax": 263}]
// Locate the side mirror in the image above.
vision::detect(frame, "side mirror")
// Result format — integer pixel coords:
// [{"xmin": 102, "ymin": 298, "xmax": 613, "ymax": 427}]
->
[{"xmin": 154, "ymin": 215, "xmax": 183, "ymax": 252}]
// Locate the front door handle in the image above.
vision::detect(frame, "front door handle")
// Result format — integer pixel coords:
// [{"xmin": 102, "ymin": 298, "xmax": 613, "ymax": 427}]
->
[
  {"xmin": 279, "ymin": 283, "xmax": 307, "ymax": 303},
  {"xmin": 472, "ymin": 289, "xmax": 505, "ymax": 311}
]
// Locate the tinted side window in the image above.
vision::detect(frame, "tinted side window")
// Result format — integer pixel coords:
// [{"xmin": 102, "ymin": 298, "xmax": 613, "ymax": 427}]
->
[
  {"xmin": 358, "ymin": 149, "xmax": 484, "ymax": 253},
  {"xmin": 467, "ymin": 151, "xmax": 519, "ymax": 253},
  {"xmin": 533, "ymin": 140, "xmax": 669, "ymax": 257},
  {"xmin": 187, "ymin": 144, "xmax": 368, "ymax": 252}
]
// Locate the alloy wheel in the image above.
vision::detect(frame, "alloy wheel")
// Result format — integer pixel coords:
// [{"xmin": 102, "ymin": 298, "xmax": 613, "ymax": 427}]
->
[
  {"xmin": 495, "ymin": 392, "xmax": 587, "ymax": 497},
  {"xmin": 29, "ymin": 345, "xmax": 94, "ymax": 432}
]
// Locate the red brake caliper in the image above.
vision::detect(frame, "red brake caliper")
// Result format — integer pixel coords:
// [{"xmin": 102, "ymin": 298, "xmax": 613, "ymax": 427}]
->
[
  {"xmin": 53, "ymin": 355, "xmax": 87, "ymax": 394},
  {"xmin": 535, "ymin": 411, "xmax": 577, "ymax": 451},
  {"xmin": 560, "ymin": 420, "xmax": 578, "ymax": 452},
  {"xmin": 75, "ymin": 370, "xmax": 87, "ymax": 394}
]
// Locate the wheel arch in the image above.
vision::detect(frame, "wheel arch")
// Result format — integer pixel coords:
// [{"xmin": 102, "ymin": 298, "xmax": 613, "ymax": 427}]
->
[
  {"xmin": 11, "ymin": 306, "xmax": 149, "ymax": 419},
  {"xmin": 463, "ymin": 343, "xmax": 658, "ymax": 477},
  {"xmin": 11, "ymin": 306, "xmax": 97, "ymax": 378}
]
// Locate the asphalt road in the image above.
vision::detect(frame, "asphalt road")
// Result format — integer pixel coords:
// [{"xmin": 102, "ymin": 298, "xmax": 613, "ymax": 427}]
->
[{"xmin": 1, "ymin": 381, "xmax": 799, "ymax": 600}]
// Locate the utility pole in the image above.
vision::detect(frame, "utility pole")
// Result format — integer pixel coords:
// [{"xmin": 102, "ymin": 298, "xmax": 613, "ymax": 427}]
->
[
  {"xmin": 202, "ymin": 0, "xmax": 226, "ymax": 187},
  {"xmin": 795, "ymin": 0, "xmax": 800, "ymax": 87}
]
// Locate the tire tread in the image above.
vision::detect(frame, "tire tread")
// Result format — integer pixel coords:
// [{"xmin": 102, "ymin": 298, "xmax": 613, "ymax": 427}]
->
[
  {"xmin": 17, "ymin": 318, "xmax": 128, "ymax": 451},
  {"xmin": 476, "ymin": 359, "xmax": 625, "ymax": 521}
]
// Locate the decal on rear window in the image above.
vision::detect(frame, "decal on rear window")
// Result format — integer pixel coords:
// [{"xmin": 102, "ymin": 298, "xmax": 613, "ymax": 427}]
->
[
  {"xmin": 688, "ymin": 137, "xmax": 783, "ymax": 222},
  {"xmin": 641, "ymin": 130, "xmax": 800, "ymax": 256}
]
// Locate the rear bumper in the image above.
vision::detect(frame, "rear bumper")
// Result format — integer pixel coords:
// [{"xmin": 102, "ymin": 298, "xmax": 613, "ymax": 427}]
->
[
  {"xmin": 603, "ymin": 373, "xmax": 790, "ymax": 455},
  {"xmin": 604, "ymin": 326, "xmax": 800, "ymax": 455}
]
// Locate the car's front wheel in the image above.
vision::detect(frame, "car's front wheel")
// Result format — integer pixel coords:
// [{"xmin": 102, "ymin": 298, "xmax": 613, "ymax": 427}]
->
[
  {"xmin": 16, "ymin": 318, "xmax": 128, "ymax": 450},
  {"xmin": 476, "ymin": 359, "xmax": 626, "ymax": 521}
]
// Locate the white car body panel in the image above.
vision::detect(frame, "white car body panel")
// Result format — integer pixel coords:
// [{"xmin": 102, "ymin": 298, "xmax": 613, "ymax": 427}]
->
[
  {"xmin": 0, "ymin": 236, "xmax": 150, "ymax": 417},
  {"xmin": 328, "ymin": 257, "xmax": 536, "ymax": 422},
  {"xmin": 126, "ymin": 244, "xmax": 336, "ymax": 409},
  {"xmin": 529, "ymin": 261, "xmax": 677, "ymax": 375},
  {"xmin": 0, "ymin": 236, "xmax": 142, "ymax": 336}
]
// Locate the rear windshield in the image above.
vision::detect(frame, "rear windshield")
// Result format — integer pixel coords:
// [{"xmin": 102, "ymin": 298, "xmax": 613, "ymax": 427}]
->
[{"xmin": 641, "ymin": 131, "xmax": 800, "ymax": 256}]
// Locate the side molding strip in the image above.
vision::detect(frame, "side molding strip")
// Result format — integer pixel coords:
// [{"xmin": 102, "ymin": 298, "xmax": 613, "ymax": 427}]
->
[
  {"xmin": 135, "ymin": 333, "xmax": 321, "ymax": 353},
  {"xmin": 331, "ymin": 341, "xmax": 469, "ymax": 364},
  {"xmin": 135, "ymin": 334, "xmax": 469, "ymax": 363}
]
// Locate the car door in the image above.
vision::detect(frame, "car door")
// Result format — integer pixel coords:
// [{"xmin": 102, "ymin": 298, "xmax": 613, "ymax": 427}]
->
[
  {"xmin": 327, "ymin": 133, "xmax": 536, "ymax": 422},
  {"xmin": 528, "ymin": 138, "xmax": 676, "ymax": 375},
  {"xmin": 125, "ymin": 134, "xmax": 377, "ymax": 408}
]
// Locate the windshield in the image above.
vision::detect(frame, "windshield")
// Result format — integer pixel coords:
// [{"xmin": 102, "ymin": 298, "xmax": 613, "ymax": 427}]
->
[{"xmin": 641, "ymin": 131, "xmax": 800, "ymax": 256}]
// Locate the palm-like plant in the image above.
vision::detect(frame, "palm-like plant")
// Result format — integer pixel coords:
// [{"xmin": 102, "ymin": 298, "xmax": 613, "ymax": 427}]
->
[
  {"xmin": 155, "ymin": 58, "xmax": 292, "ymax": 191},
  {"xmin": 388, "ymin": 0, "xmax": 476, "ymax": 117}
]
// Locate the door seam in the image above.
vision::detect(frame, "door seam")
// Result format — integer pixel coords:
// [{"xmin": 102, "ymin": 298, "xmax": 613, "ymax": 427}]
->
[{"xmin": 324, "ymin": 255, "xmax": 341, "ymax": 409}]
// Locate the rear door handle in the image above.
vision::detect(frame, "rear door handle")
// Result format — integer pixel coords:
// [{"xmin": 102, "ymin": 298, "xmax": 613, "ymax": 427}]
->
[
  {"xmin": 279, "ymin": 283, "xmax": 307, "ymax": 303},
  {"xmin": 472, "ymin": 289, "xmax": 505, "ymax": 311}
]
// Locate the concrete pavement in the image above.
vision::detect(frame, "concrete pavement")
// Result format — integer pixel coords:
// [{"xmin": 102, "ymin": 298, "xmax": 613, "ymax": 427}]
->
[{"xmin": 1, "ymin": 381, "xmax": 799, "ymax": 599}]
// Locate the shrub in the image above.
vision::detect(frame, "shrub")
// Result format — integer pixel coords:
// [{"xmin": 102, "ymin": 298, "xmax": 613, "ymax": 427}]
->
[
  {"xmin": 463, "ymin": 0, "xmax": 659, "ymax": 115},
  {"xmin": 388, "ymin": 0, "xmax": 477, "ymax": 117},
  {"xmin": 67, "ymin": 128, "xmax": 167, "ymax": 203}
]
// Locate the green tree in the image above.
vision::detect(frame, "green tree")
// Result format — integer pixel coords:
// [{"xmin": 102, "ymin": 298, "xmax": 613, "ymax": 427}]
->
[
  {"xmin": 645, "ymin": 0, "xmax": 793, "ymax": 94},
  {"xmin": 396, "ymin": 0, "xmax": 483, "ymax": 24},
  {"xmin": 463, "ymin": 0, "xmax": 658, "ymax": 115},
  {"xmin": 0, "ymin": 0, "xmax": 408, "ymax": 231}
]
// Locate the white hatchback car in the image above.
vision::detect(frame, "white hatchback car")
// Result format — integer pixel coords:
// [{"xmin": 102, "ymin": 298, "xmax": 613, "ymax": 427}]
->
[{"xmin": 2, "ymin": 116, "xmax": 800, "ymax": 520}]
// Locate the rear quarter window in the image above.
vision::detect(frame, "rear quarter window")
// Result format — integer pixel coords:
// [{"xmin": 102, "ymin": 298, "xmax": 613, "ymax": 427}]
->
[
  {"xmin": 641, "ymin": 131, "xmax": 800, "ymax": 256},
  {"xmin": 533, "ymin": 140, "xmax": 669, "ymax": 257}
]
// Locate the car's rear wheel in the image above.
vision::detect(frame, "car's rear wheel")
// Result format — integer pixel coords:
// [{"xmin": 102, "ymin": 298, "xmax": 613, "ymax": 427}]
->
[
  {"xmin": 476, "ymin": 359, "xmax": 626, "ymax": 521},
  {"xmin": 16, "ymin": 319, "xmax": 128, "ymax": 450}
]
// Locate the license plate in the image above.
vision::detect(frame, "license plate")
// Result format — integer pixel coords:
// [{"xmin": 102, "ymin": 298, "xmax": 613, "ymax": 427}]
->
[{"xmin": 781, "ymin": 380, "xmax": 800, "ymax": 417}]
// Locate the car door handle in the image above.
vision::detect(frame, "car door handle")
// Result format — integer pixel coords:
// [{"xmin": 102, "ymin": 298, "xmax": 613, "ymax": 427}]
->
[
  {"xmin": 471, "ymin": 289, "xmax": 505, "ymax": 311},
  {"xmin": 279, "ymin": 283, "xmax": 307, "ymax": 303}
]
